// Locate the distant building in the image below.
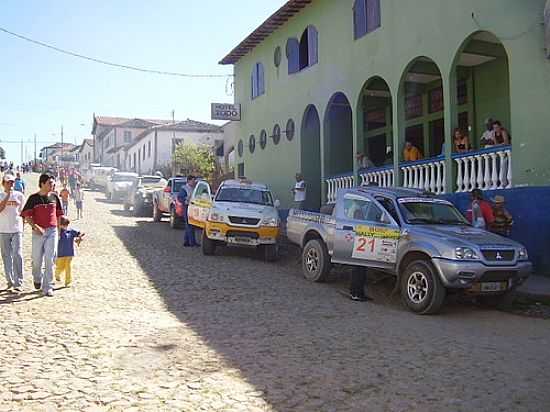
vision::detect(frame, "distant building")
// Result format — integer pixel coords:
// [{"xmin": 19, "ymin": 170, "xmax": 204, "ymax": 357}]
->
[
  {"xmin": 124, "ymin": 120, "xmax": 223, "ymax": 175},
  {"xmin": 39, "ymin": 143, "xmax": 77, "ymax": 165},
  {"xmin": 78, "ymin": 139, "xmax": 94, "ymax": 171}
]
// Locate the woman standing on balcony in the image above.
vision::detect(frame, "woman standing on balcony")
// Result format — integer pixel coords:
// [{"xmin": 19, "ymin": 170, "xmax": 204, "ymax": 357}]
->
[
  {"xmin": 492, "ymin": 121, "xmax": 511, "ymax": 146},
  {"xmin": 453, "ymin": 128, "xmax": 470, "ymax": 153}
]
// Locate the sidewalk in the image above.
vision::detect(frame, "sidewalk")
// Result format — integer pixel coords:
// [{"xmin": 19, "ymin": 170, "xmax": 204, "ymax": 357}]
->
[{"xmin": 517, "ymin": 274, "xmax": 550, "ymax": 301}]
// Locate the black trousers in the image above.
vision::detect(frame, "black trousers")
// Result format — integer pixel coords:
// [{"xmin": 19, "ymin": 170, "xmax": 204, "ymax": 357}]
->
[{"xmin": 350, "ymin": 267, "xmax": 367, "ymax": 297}]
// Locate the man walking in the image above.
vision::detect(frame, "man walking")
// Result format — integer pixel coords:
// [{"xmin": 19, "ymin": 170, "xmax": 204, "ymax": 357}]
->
[
  {"xmin": 181, "ymin": 175, "xmax": 198, "ymax": 247},
  {"xmin": 21, "ymin": 173, "xmax": 64, "ymax": 297},
  {"xmin": 292, "ymin": 173, "xmax": 307, "ymax": 210},
  {"xmin": 0, "ymin": 173, "xmax": 25, "ymax": 292},
  {"xmin": 14, "ymin": 172, "xmax": 25, "ymax": 194}
]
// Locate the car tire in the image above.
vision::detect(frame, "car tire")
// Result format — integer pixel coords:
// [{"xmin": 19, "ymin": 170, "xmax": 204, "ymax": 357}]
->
[
  {"xmin": 153, "ymin": 202, "xmax": 162, "ymax": 222},
  {"xmin": 302, "ymin": 239, "xmax": 331, "ymax": 282},
  {"xmin": 133, "ymin": 202, "xmax": 142, "ymax": 217},
  {"xmin": 106, "ymin": 191, "xmax": 112, "ymax": 201},
  {"xmin": 400, "ymin": 259, "xmax": 446, "ymax": 315},
  {"xmin": 201, "ymin": 231, "xmax": 216, "ymax": 256},
  {"xmin": 170, "ymin": 207, "xmax": 182, "ymax": 229},
  {"xmin": 261, "ymin": 244, "xmax": 279, "ymax": 262}
]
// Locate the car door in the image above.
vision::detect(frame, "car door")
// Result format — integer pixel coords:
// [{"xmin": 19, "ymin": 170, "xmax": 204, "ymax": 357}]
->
[
  {"xmin": 160, "ymin": 179, "xmax": 171, "ymax": 211},
  {"xmin": 187, "ymin": 181, "xmax": 212, "ymax": 229},
  {"xmin": 332, "ymin": 193, "xmax": 401, "ymax": 271}
]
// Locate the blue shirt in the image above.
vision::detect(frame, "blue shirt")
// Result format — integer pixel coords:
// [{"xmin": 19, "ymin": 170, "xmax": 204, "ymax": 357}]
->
[
  {"xmin": 14, "ymin": 178, "xmax": 25, "ymax": 192},
  {"xmin": 57, "ymin": 229, "xmax": 81, "ymax": 257}
]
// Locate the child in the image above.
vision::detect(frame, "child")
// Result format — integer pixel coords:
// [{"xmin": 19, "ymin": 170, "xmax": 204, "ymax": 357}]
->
[
  {"xmin": 60, "ymin": 185, "xmax": 70, "ymax": 216},
  {"xmin": 73, "ymin": 183, "xmax": 84, "ymax": 219},
  {"xmin": 55, "ymin": 216, "xmax": 84, "ymax": 287}
]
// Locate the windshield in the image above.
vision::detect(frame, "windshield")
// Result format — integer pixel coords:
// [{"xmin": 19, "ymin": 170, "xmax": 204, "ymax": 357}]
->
[
  {"xmin": 216, "ymin": 187, "xmax": 273, "ymax": 206},
  {"xmin": 112, "ymin": 174, "xmax": 136, "ymax": 182},
  {"xmin": 140, "ymin": 177, "xmax": 162, "ymax": 185},
  {"xmin": 399, "ymin": 200, "xmax": 469, "ymax": 225}
]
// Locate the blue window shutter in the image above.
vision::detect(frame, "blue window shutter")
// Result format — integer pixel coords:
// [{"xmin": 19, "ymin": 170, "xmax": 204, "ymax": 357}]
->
[
  {"xmin": 354, "ymin": 0, "xmax": 367, "ymax": 39},
  {"xmin": 286, "ymin": 38, "xmax": 300, "ymax": 74},
  {"xmin": 251, "ymin": 69, "xmax": 256, "ymax": 99},
  {"xmin": 308, "ymin": 25, "xmax": 318, "ymax": 66},
  {"xmin": 366, "ymin": 0, "xmax": 381, "ymax": 33},
  {"xmin": 258, "ymin": 63, "xmax": 265, "ymax": 96}
]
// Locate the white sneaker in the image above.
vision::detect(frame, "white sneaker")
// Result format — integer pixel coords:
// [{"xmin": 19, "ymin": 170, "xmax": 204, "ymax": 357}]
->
[{"xmin": 43, "ymin": 290, "xmax": 54, "ymax": 297}]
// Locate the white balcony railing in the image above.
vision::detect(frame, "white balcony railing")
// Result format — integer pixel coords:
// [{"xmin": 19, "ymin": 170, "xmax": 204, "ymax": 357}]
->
[
  {"xmin": 454, "ymin": 145, "xmax": 512, "ymax": 192},
  {"xmin": 359, "ymin": 166, "xmax": 394, "ymax": 187},
  {"xmin": 400, "ymin": 156, "xmax": 446, "ymax": 194},
  {"xmin": 326, "ymin": 173, "xmax": 355, "ymax": 204}
]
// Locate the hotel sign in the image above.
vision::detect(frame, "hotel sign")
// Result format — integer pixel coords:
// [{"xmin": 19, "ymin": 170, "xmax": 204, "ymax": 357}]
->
[
  {"xmin": 211, "ymin": 103, "xmax": 241, "ymax": 121},
  {"xmin": 546, "ymin": 0, "xmax": 550, "ymax": 58}
]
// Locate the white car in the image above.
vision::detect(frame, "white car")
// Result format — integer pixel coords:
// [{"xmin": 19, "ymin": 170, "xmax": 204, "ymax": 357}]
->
[
  {"xmin": 90, "ymin": 166, "xmax": 118, "ymax": 190},
  {"xmin": 106, "ymin": 172, "xmax": 139, "ymax": 202}
]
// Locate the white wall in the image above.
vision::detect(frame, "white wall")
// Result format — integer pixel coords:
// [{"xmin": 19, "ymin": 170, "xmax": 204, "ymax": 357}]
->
[{"xmin": 126, "ymin": 129, "xmax": 224, "ymax": 175}]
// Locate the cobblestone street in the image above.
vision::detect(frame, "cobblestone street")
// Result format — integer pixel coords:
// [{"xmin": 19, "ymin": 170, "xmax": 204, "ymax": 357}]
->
[{"xmin": 1, "ymin": 182, "xmax": 549, "ymax": 411}]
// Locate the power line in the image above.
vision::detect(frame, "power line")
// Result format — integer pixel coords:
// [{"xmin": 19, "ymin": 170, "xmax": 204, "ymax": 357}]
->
[{"xmin": 0, "ymin": 26, "xmax": 233, "ymax": 79}]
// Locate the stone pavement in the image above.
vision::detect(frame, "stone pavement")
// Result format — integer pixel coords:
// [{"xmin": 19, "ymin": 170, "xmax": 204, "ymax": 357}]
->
[
  {"xmin": 517, "ymin": 274, "xmax": 550, "ymax": 301},
  {"xmin": 0, "ymin": 179, "xmax": 549, "ymax": 411}
]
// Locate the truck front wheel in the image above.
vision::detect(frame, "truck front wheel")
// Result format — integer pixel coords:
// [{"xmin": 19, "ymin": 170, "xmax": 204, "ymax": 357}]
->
[
  {"xmin": 152, "ymin": 201, "xmax": 162, "ymax": 222},
  {"xmin": 401, "ymin": 259, "xmax": 446, "ymax": 315},
  {"xmin": 201, "ymin": 231, "xmax": 217, "ymax": 256},
  {"xmin": 260, "ymin": 244, "xmax": 279, "ymax": 262},
  {"xmin": 302, "ymin": 239, "xmax": 330, "ymax": 282}
]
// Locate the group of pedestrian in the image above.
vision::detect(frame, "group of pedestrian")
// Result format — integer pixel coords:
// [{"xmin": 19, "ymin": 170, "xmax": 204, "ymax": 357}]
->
[
  {"xmin": 469, "ymin": 189, "xmax": 513, "ymax": 236},
  {"xmin": 1, "ymin": 173, "xmax": 85, "ymax": 297}
]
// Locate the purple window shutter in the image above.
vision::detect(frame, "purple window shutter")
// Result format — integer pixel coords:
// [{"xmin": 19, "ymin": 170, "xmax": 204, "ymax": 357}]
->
[
  {"xmin": 286, "ymin": 38, "xmax": 300, "ymax": 74},
  {"xmin": 308, "ymin": 25, "xmax": 318, "ymax": 66},
  {"xmin": 354, "ymin": 0, "xmax": 367, "ymax": 39},
  {"xmin": 257, "ymin": 63, "xmax": 265, "ymax": 96},
  {"xmin": 366, "ymin": 0, "xmax": 381, "ymax": 33}
]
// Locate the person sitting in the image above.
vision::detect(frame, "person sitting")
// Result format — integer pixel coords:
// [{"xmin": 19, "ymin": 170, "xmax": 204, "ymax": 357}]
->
[
  {"xmin": 356, "ymin": 152, "xmax": 375, "ymax": 170},
  {"xmin": 492, "ymin": 121, "xmax": 511, "ymax": 146},
  {"xmin": 453, "ymin": 128, "xmax": 470, "ymax": 153},
  {"xmin": 468, "ymin": 189, "xmax": 494, "ymax": 229},
  {"xmin": 480, "ymin": 117, "xmax": 495, "ymax": 148},
  {"xmin": 403, "ymin": 141, "xmax": 423, "ymax": 162},
  {"xmin": 491, "ymin": 195, "xmax": 513, "ymax": 237}
]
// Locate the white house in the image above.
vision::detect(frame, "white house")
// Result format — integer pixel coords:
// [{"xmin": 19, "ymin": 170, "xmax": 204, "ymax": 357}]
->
[
  {"xmin": 78, "ymin": 139, "xmax": 94, "ymax": 171},
  {"xmin": 125, "ymin": 120, "xmax": 223, "ymax": 175}
]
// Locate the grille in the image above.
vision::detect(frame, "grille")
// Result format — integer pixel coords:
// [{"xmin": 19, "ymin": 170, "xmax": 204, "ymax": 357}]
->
[
  {"xmin": 481, "ymin": 250, "xmax": 515, "ymax": 262},
  {"xmin": 229, "ymin": 216, "xmax": 260, "ymax": 226},
  {"xmin": 479, "ymin": 271, "xmax": 518, "ymax": 282},
  {"xmin": 226, "ymin": 231, "xmax": 259, "ymax": 239}
]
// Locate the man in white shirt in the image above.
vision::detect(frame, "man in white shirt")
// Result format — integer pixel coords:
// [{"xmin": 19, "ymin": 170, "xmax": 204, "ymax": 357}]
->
[
  {"xmin": 0, "ymin": 173, "xmax": 25, "ymax": 292},
  {"xmin": 292, "ymin": 173, "xmax": 306, "ymax": 210}
]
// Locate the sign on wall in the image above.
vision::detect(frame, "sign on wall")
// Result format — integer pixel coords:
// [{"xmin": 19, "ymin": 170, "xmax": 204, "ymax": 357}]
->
[
  {"xmin": 211, "ymin": 103, "xmax": 241, "ymax": 121},
  {"xmin": 546, "ymin": 0, "xmax": 550, "ymax": 58}
]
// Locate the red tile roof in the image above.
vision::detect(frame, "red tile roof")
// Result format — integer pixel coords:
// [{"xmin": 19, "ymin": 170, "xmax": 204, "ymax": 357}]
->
[{"xmin": 219, "ymin": 0, "xmax": 312, "ymax": 65}]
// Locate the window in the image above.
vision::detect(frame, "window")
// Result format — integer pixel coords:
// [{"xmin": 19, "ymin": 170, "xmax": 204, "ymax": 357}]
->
[
  {"xmin": 237, "ymin": 163, "xmax": 245, "ymax": 178},
  {"xmin": 342, "ymin": 195, "xmax": 385, "ymax": 223},
  {"xmin": 193, "ymin": 182, "xmax": 211, "ymax": 202},
  {"xmin": 124, "ymin": 131, "xmax": 132, "ymax": 143},
  {"xmin": 249, "ymin": 135, "xmax": 256, "ymax": 154},
  {"xmin": 251, "ymin": 62, "xmax": 265, "ymax": 99},
  {"xmin": 286, "ymin": 119, "xmax": 295, "ymax": 141},
  {"xmin": 259, "ymin": 129, "xmax": 267, "ymax": 150},
  {"xmin": 148, "ymin": 141, "xmax": 152, "ymax": 158},
  {"xmin": 142, "ymin": 145, "xmax": 146, "ymax": 160},
  {"xmin": 354, "ymin": 0, "xmax": 381, "ymax": 39},
  {"xmin": 457, "ymin": 79, "xmax": 468, "ymax": 105},
  {"xmin": 365, "ymin": 108, "xmax": 386, "ymax": 131},
  {"xmin": 237, "ymin": 140, "xmax": 244, "ymax": 157},
  {"xmin": 272, "ymin": 124, "xmax": 281, "ymax": 145},
  {"xmin": 429, "ymin": 87, "xmax": 444, "ymax": 114},
  {"xmin": 287, "ymin": 25, "xmax": 318, "ymax": 74},
  {"xmin": 405, "ymin": 95, "xmax": 423, "ymax": 120}
]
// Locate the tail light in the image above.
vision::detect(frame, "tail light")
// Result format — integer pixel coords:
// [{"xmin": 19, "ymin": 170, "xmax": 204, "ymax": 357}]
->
[{"xmin": 163, "ymin": 187, "xmax": 171, "ymax": 193}]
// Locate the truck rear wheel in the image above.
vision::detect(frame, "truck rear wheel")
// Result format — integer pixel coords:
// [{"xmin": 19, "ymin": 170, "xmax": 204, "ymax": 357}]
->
[
  {"xmin": 302, "ymin": 239, "xmax": 330, "ymax": 282},
  {"xmin": 170, "ymin": 207, "xmax": 183, "ymax": 229},
  {"xmin": 152, "ymin": 202, "xmax": 162, "ymax": 222},
  {"xmin": 201, "ymin": 231, "xmax": 216, "ymax": 256},
  {"xmin": 261, "ymin": 244, "xmax": 279, "ymax": 262},
  {"xmin": 401, "ymin": 259, "xmax": 446, "ymax": 315}
]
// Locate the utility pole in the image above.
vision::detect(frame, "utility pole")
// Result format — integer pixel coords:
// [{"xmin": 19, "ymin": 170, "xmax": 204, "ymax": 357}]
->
[
  {"xmin": 61, "ymin": 125, "xmax": 64, "ymax": 167},
  {"xmin": 34, "ymin": 133, "xmax": 37, "ymax": 165},
  {"xmin": 20, "ymin": 139, "xmax": 23, "ymax": 165}
]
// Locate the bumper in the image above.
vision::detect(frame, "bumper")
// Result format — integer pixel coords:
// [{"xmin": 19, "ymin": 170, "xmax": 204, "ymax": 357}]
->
[
  {"xmin": 431, "ymin": 258, "xmax": 532, "ymax": 290},
  {"xmin": 205, "ymin": 222, "xmax": 279, "ymax": 246}
]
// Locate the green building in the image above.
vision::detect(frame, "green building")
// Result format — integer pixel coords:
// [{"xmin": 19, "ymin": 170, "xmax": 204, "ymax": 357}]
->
[{"xmin": 220, "ymin": 0, "xmax": 550, "ymax": 272}]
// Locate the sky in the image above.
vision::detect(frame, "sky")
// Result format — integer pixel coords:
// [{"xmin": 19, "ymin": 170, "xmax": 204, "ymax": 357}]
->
[{"xmin": 0, "ymin": 0, "xmax": 286, "ymax": 163}]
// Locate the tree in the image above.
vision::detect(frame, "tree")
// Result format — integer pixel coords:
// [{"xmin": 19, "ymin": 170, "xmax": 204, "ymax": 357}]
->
[{"xmin": 173, "ymin": 144, "xmax": 216, "ymax": 180}]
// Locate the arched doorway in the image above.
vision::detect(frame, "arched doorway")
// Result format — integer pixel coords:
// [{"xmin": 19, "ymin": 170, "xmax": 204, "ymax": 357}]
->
[
  {"xmin": 357, "ymin": 76, "xmax": 393, "ymax": 168},
  {"xmin": 452, "ymin": 31, "xmax": 511, "ymax": 147},
  {"xmin": 324, "ymin": 92, "xmax": 353, "ymax": 177},
  {"xmin": 300, "ymin": 105, "xmax": 321, "ymax": 211},
  {"xmin": 399, "ymin": 57, "xmax": 444, "ymax": 160}
]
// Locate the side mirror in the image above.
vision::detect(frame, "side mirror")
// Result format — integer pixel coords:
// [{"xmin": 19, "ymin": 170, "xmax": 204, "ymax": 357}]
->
[{"xmin": 274, "ymin": 199, "xmax": 281, "ymax": 208}]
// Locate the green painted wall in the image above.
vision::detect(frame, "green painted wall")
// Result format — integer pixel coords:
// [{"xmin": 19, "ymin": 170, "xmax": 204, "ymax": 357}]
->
[{"xmin": 230, "ymin": 0, "xmax": 550, "ymax": 207}]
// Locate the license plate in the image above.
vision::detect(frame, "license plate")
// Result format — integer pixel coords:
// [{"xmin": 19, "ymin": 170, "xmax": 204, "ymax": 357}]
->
[
  {"xmin": 480, "ymin": 282, "xmax": 507, "ymax": 292},
  {"xmin": 232, "ymin": 237, "xmax": 252, "ymax": 244}
]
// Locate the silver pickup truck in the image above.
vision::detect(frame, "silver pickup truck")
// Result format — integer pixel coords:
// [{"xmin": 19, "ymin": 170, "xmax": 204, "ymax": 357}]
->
[{"xmin": 287, "ymin": 187, "xmax": 532, "ymax": 314}]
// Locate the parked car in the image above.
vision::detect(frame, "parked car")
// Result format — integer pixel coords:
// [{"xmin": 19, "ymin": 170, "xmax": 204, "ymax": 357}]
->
[
  {"xmin": 90, "ymin": 166, "xmax": 118, "ymax": 191},
  {"xmin": 152, "ymin": 176, "xmax": 187, "ymax": 228},
  {"xmin": 105, "ymin": 172, "xmax": 138, "ymax": 202},
  {"xmin": 123, "ymin": 175, "xmax": 167, "ymax": 216},
  {"xmin": 81, "ymin": 163, "xmax": 101, "ymax": 187},
  {"xmin": 187, "ymin": 178, "xmax": 281, "ymax": 261},
  {"xmin": 286, "ymin": 187, "xmax": 532, "ymax": 315}
]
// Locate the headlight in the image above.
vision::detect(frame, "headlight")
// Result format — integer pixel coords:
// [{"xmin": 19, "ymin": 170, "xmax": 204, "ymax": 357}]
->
[
  {"xmin": 455, "ymin": 247, "xmax": 479, "ymax": 260},
  {"xmin": 518, "ymin": 247, "xmax": 529, "ymax": 261},
  {"xmin": 208, "ymin": 211, "xmax": 225, "ymax": 222},
  {"xmin": 261, "ymin": 217, "xmax": 279, "ymax": 227}
]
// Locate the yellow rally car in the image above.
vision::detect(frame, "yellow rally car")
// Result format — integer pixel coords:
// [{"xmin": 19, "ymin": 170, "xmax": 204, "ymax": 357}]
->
[{"xmin": 187, "ymin": 179, "xmax": 281, "ymax": 261}]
